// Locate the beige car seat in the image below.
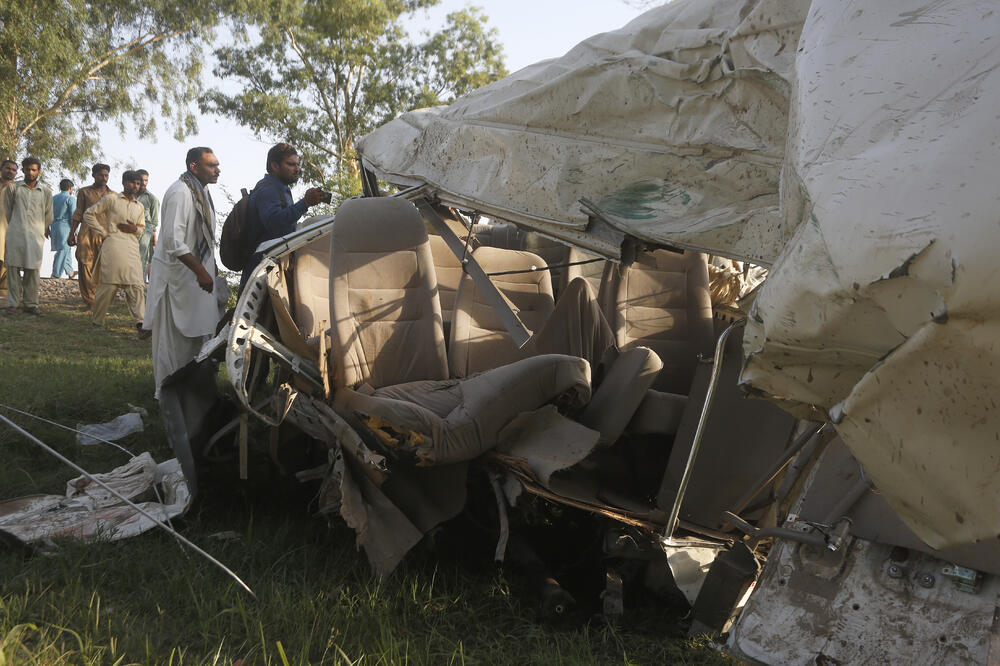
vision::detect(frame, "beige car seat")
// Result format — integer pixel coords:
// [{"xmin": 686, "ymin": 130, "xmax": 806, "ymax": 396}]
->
[
  {"xmin": 606, "ymin": 249, "xmax": 714, "ymax": 395},
  {"xmin": 327, "ymin": 197, "xmax": 592, "ymax": 464},
  {"xmin": 427, "ymin": 234, "xmax": 464, "ymax": 333},
  {"xmin": 289, "ymin": 236, "xmax": 331, "ymax": 343},
  {"xmin": 449, "ymin": 246, "xmax": 555, "ymax": 378}
]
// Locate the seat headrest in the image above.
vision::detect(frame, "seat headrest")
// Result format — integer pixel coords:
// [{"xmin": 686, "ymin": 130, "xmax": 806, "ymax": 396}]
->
[{"xmin": 331, "ymin": 197, "xmax": 427, "ymax": 252}]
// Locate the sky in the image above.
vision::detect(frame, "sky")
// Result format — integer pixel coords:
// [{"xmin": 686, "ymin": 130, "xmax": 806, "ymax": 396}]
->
[{"xmin": 40, "ymin": 0, "xmax": 656, "ymax": 273}]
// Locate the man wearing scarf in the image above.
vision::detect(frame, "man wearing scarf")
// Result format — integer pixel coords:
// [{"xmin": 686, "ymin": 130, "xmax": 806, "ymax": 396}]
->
[{"xmin": 144, "ymin": 147, "xmax": 224, "ymax": 397}]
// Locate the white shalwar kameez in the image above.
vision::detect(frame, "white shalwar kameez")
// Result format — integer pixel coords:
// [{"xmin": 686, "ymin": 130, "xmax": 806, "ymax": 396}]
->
[{"xmin": 144, "ymin": 178, "xmax": 224, "ymax": 397}]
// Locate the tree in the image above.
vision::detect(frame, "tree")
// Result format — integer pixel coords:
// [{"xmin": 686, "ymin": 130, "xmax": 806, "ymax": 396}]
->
[
  {"xmin": 0, "ymin": 0, "xmax": 234, "ymax": 174},
  {"xmin": 202, "ymin": 0, "xmax": 507, "ymax": 199}
]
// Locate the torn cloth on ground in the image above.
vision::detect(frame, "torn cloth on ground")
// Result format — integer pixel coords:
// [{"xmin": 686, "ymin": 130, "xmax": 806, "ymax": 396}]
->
[
  {"xmin": 0, "ymin": 452, "xmax": 190, "ymax": 544},
  {"xmin": 76, "ymin": 409, "xmax": 145, "ymax": 446}
]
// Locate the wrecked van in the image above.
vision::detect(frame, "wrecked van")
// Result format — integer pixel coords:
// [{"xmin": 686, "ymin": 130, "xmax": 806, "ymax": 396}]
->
[{"xmin": 167, "ymin": 0, "xmax": 1000, "ymax": 662}]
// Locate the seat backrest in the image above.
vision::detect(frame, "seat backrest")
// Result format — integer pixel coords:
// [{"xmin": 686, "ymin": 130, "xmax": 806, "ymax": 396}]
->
[
  {"xmin": 328, "ymin": 198, "xmax": 448, "ymax": 389},
  {"xmin": 427, "ymin": 234, "xmax": 463, "ymax": 328},
  {"xmin": 472, "ymin": 222, "xmax": 524, "ymax": 250},
  {"xmin": 450, "ymin": 246, "xmax": 555, "ymax": 378},
  {"xmin": 607, "ymin": 249, "xmax": 713, "ymax": 394},
  {"xmin": 290, "ymin": 234, "xmax": 331, "ymax": 341}
]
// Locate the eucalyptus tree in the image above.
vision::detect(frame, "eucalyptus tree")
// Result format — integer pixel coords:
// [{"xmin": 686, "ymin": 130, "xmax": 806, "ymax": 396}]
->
[
  {"xmin": 0, "ymin": 0, "xmax": 239, "ymax": 174},
  {"xmin": 203, "ymin": 0, "xmax": 507, "ymax": 199}
]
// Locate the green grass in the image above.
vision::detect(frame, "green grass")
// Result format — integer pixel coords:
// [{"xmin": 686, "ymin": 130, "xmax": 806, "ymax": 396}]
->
[{"xmin": 0, "ymin": 286, "xmax": 731, "ymax": 664}]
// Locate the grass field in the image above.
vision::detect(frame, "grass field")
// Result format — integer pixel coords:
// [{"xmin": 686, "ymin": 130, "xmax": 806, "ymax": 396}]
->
[{"xmin": 0, "ymin": 280, "xmax": 731, "ymax": 665}]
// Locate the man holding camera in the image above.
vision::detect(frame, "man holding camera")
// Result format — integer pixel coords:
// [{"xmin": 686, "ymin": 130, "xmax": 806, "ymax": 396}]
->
[{"xmin": 240, "ymin": 143, "xmax": 328, "ymax": 288}]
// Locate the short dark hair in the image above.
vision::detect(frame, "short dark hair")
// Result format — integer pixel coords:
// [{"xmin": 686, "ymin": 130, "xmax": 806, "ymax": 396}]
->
[
  {"xmin": 122, "ymin": 170, "xmax": 141, "ymax": 184},
  {"xmin": 185, "ymin": 147, "xmax": 213, "ymax": 170},
  {"xmin": 266, "ymin": 143, "xmax": 297, "ymax": 174},
  {"xmin": 22, "ymin": 156, "xmax": 40, "ymax": 169},
  {"xmin": 59, "ymin": 178, "xmax": 74, "ymax": 191},
  {"xmin": 136, "ymin": 169, "xmax": 149, "ymax": 177},
  {"xmin": 1, "ymin": 159, "xmax": 15, "ymax": 169},
  {"xmin": 91, "ymin": 163, "xmax": 110, "ymax": 175}
]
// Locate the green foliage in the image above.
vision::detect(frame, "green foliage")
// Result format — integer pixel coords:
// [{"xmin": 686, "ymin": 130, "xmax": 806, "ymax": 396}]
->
[
  {"xmin": 0, "ymin": 0, "xmax": 237, "ymax": 176},
  {"xmin": 202, "ymin": 0, "xmax": 508, "ymax": 202}
]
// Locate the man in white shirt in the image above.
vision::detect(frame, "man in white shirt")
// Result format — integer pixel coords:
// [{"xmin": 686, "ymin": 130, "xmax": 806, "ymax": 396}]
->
[{"xmin": 144, "ymin": 147, "xmax": 224, "ymax": 397}]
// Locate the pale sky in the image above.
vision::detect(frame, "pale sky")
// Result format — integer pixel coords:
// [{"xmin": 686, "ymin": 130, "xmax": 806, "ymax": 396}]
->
[{"xmin": 43, "ymin": 0, "xmax": 656, "ymax": 272}]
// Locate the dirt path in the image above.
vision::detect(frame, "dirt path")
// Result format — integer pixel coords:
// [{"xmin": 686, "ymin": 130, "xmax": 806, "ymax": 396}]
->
[{"xmin": 37, "ymin": 277, "xmax": 84, "ymax": 305}]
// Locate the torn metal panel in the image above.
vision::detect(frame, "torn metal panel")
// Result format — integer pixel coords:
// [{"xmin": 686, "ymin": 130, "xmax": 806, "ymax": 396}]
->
[
  {"xmin": 0, "ymin": 453, "xmax": 190, "ymax": 543},
  {"xmin": 282, "ymin": 387, "xmax": 388, "ymax": 484},
  {"xmin": 793, "ymin": 436, "xmax": 1000, "ymax": 576},
  {"xmin": 742, "ymin": 0, "xmax": 1000, "ymax": 547},
  {"xmin": 359, "ymin": 0, "xmax": 809, "ymax": 265},
  {"xmin": 729, "ymin": 537, "xmax": 1000, "ymax": 665}
]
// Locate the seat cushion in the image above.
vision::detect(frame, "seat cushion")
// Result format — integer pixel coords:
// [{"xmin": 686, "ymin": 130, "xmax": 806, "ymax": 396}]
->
[{"xmin": 335, "ymin": 354, "xmax": 591, "ymax": 465}]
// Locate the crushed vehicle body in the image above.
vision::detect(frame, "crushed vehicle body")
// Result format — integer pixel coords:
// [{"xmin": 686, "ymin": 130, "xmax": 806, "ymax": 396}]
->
[{"xmin": 169, "ymin": 0, "xmax": 1000, "ymax": 663}]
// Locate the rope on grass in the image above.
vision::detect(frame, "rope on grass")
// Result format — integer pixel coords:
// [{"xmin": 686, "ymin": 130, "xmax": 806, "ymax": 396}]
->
[{"xmin": 0, "ymin": 411, "xmax": 257, "ymax": 598}]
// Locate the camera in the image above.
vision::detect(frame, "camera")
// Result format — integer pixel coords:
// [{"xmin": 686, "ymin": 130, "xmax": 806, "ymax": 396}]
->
[{"xmin": 319, "ymin": 190, "xmax": 333, "ymax": 204}]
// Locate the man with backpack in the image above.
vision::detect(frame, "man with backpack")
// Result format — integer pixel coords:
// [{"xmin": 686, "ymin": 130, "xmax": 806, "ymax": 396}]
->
[{"xmin": 238, "ymin": 143, "xmax": 327, "ymax": 289}]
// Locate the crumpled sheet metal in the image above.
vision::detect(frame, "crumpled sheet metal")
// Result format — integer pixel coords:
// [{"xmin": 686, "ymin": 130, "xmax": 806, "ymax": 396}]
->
[
  {"xmin": 743, "ymin": 0, "xmax": 1000, "ymax": 548},
  {"xmin": 358, "ymin": 0, "xmax": 809, "ymax": 265},
  {"xmin": 0, "ymin": 453, "xmax": 190, "ymax": 544}
]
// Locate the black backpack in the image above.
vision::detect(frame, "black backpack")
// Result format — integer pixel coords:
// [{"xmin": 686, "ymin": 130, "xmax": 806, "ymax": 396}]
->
[{"xmin": 219, "ymin": 181, "xmax": 282, "ymax": 271}]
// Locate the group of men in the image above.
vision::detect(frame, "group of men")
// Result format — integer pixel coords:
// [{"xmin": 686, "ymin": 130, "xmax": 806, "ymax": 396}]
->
[
  {"xmin": 0, "ymin": 158, "xmax": 160, "ymax": 333},
  {"xmin": 1, "ymin": 143, "xmax": 324, "ymax": 399}
]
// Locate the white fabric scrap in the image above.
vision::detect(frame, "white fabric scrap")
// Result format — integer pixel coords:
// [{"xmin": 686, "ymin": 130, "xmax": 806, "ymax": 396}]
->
[
  {"xmin": 0, "ymin": 452, "xmax": 191, "ymax": 544},
  {"xmin": 76, "ymin": 410, "xmax": 145, "ymax": 446}
]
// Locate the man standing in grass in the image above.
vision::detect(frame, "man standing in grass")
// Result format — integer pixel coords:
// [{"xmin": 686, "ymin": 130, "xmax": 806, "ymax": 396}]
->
[
  {"xmin": 0, "ymin": 158, "xmax": 19, "ymax": 296},
  {"xmin": 50, "ymin": 178, "xmax": 77, "ymax": 278},
  {"xmin": 136, "ymin": 169, "xmax": 159, "ymax": 281},
  {"xmin": 69, "ymin": 163, "xmax": 114, "ymax": 309},
  {"xmin": 145, "ymin": 147, "xmax": 223, "ymax": 396},
  {"xmin": 84, "ymin": 171, "xmax": 148, "ymax": 337},
  {"xmin": 2, "ymin": 157, "xmax": 53, "ymax": 315}
]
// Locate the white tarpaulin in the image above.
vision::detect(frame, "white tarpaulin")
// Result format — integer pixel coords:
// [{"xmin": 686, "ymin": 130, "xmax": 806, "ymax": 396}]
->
[{"xmin": 358, "ymin": 0, "xmax": 1000, "ymax": 548}]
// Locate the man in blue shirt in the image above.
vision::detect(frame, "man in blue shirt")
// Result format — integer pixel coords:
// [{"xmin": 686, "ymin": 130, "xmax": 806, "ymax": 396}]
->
[
  {"xmin": 240, "ymin": 143, "xmax": 326, "ymax": 288},
  {"xmin": 50, "ymin": 179, "xmax": 77, "ymax": 278}
]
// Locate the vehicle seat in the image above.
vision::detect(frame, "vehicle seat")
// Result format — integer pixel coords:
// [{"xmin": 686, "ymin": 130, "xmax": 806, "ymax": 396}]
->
[
  {"xmin": 328, "ymin": 197, "xmax": 449, "ymax": 389},
  {"xmin": 428, "ymin": 234, "xmax": 463, "ymax": 336},
  {"xmin": 290, "ymin": 235, "xmax": 331, "ymax": 342},
  {"xmin": 606, "ymin": 249, "xmax": 714, "ymax": 395},
  {"xmin": 449, "ymin": 246, "xmax": 555, "ymax": 378},
  {"xmin": 327, "ymin": 198, "xmax": 594, "ymax": 464}
]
